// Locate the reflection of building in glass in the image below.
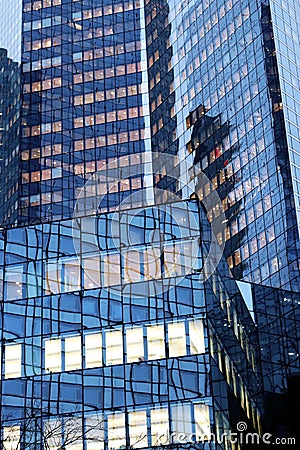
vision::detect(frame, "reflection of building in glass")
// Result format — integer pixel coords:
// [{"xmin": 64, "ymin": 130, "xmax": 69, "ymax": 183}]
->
[
  {"xmin": 0, "ymin": 49, "xmax": 20, "ymax": 226},
  {"xmin": 0, "ymin": 0, "xmax": 299, "ymax": 448}
]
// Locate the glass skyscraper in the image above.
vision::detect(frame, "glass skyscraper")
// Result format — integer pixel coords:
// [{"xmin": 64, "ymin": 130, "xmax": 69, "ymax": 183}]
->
[{"xmin": 0, "ymin": 0, "xmax": 299, "ymax": 448}]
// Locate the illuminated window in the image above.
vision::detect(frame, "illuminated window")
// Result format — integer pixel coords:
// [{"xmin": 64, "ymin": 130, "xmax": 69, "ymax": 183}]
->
[
  {"xmin": 189, "ymin": 320, "xmax": 205, "ymax": 354},
  {"xmin": 107, "ymin": 413, "xmax": 126, "ymax": 449},
  {"xmin": 5, "ymin": 344, "xmax": 22, "ymax": 379},
  {"xmin": 63, "ymin": 259, "xmax": 81, "ymax": 292},
  {"xmin": 168, "ymin": 322, "xmax": 186, "ymax": 357},
  {"xmin": 85, "ymin": 333, "xmax": 102, "ymax": 369},
  {"xmin": 123, "ymin": 250, "xmax": 141, "ymax": 283},
  {"xmin": 129, "ymin": 411, "xmax": 148, "ymax": 448},
  {"xmin": 102, "ymin": 253, "xmax": 121, "ymax": 287},
  {"xmin": 126, "ymin": 327, "xmax": 144, "ymax": 363},
  {"xmin": 147, "ymin": 325, "xmax": 165, "ymax": 360},
  {"xmin": 45, "ymin": 339, "xmax": 61, "ymax": 373},
  {"xmin": 86, "ymin": 416, "xmax": 104, "ymax": 450},
  {"xmin": 45, "ymin": 261, "xmax": 61, "ymax": 294},
  {"xmin": 150, "ymin": 408, "xmax": 169, "ymax": 446},
  {"xmin": 105, "ymin": 330, "xmax": 123, "ymax": 365},
  {"xmin": 83, "ymin": 255, "xmax": 101, "ymax": 289},
  {"xmin": 5, "ymin": 265, "xmax": 23, "ymax": 300},
  {"xmin": 44, "ymin": 420, "xmax": 62, "ymax": 450},
  {"xmin": 3, "ymin": 426, "xmax": 20, "ymax": 450},
  {"xmin": 194, "ymin": 403, "xmax": 210, "ymax": 440},
  {"xmin": 65, "ymin": 336, "xmax": 82, "ymax": 371},
  {"xmin": 171, "ymin": 404, "xmax": 192, "ymax": 443}
]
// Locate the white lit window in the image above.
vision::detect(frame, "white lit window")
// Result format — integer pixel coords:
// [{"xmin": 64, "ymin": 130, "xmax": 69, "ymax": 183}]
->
[
  {"xmin": 3, "ymin": 425, "xmax": 20, "ymax": 450},
  {"xmin": 5, "ymin": 265, "xmax": 23, "ymax": 301},
  {"xmin": 45, "ymin": 338, "xmax": 61, "ymax": 373},
  {"xmin": 150, "ymin": 408, "xmax": 169, "ymax": 446},
  {"xmin": 107, "ymin": 413, "xmax": 126, "ymax": 449},
  {"xmin": 65, "ymin": 336, "xmax": 82, "ymax": 371},
  {"xmin": 44, "ymin": 419, "xmax": 62, "ymax": 450},
  {"xmin": 64, "ymin": 418, "xmax": 83, "ymax": 450},
  {"xmin": 146, "ymin": 325, "xmax": 165, "ymax": 360},
  {"xmin": 105, "ymin": 330, "xmax": 123, "ymax": 365},
  {"xmin": 86, "ymin": 416, "xmax": 104, "ymax": 450},
  {"xmin": 45, "ymin": 261, "xmax": 61, "ymax": 294},
  {"xmin": 123, "ymin": 250, "xmax": 141, "ymax": 283},
  {"xmin": 129, "ymin": 411, "xmax": 148, "ymax": 448},
  {"xmin": 189, "ymin": 320, "xmax": 205, "ymax": 354},
  {"xmin": 171, "ymin": 404, "xmax": 192, "ymax": 443},
  {"xmin": 63, "ymin": 259, "xmax": 81, "ymax": 292},
  {"xmin": 5, "ymin": 344, "xmax": 22, "ymax": 379},
  {"xmin": 126, "ymin": 328, "xmax": 144, "ymax": 363},
  {"xmin": 83, "ymin": 255, "xmax": 101, "ymax": 289},
  {"xmin": 194, "ymin": 403, "xmax": 210, "ymax": 440},
  {"xmin": 168, "ymin": 322, "xmax": 186, "ymax": 357},
  {"xmin": 85, "ymin": 333, "xmax": 102, "ymax": 368}
]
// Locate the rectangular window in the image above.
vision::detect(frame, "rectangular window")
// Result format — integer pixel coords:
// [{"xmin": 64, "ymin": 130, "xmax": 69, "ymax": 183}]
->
[
  {"xmin": 150, "ymin": 408, "xmax": 169, "ymax": 446},
  {"xmin": 189, "ymin": 320, "xmax": 205, "ymax": 354},
  {"xmin": 85, "ymin": 333, "xmax": 102, "ymax": 368},
  {"xmin": 5, "ymin": 344, "xmax": 22, "ymax": 379},
  {"xmin": 129, "ymin": 411, "xmax": 148, "ymax": 448},
  {"xmin": 194, "ymin": 403, "xmax": 210, "ymax": 440},
  {"xmin": 105, "ymin": 330, "xmax": 123, "ymax": 365},
  {"xmin": 65, "ymin": 336, "xmax": 82, "ymax": 371},
  {"xmin": 107, "ymin": 413, "xmax": 126, "ymax": 449},
  {"xmin": 45, "ymin": 339, "xmax": 61, "ymax": 373},
  {"xmin": 126, "ymin": 327, "xmax": 144, "ymax": 363},
  {"xmin": 86, "ymin": 416, "xmax": 104, "ymax": 450},
  {"xmin": 147, "ymin": 325, "xmax": 165, "ymax": 360},
  {"xmin": 168, "ymin": 322, "xmax": 186, "ymax": 357},
  {"xmin": 102, "ymin": 253, "xmax": 121, "ymax": 287},
  {"xmin": 44, "ymin": 419, "xmax": 62, "ymax": 450},
  {"xmin": 171, "ymin": 404, "xmax": 192, "ymax": 443},
  {"xmin": 3, "ymin": 426, "xmax": 20, "ymax": 450}
]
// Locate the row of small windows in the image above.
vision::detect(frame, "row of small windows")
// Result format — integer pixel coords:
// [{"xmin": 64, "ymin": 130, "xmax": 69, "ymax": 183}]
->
[
  {"xmin": 1, "ymin": 319, "xmax": 205, "ymax": 378},
  {"xmin": 74, "ymin": 107, "xmax": 145, "ymax": 129},
  {"xmin": 5, "ymin": 240, "xmax": 200, "ymax": 300},
  {"xmin": 3, "ymin": 401, "xmax": 210, "ymax": 450},
  {"xmin": 24, "ymin": 0, "xmax": 140, "ymax": 14}
]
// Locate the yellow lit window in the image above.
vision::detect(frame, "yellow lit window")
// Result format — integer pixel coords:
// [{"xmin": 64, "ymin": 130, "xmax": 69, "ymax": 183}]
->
[
  {"xmin": 65, "ymin": 336, "xmax": 82, "ymax": 371},
  {"xmin": 188, "ymin": 320, "xmax": 205, "ymax": 355},
  {"xmin": 105, "ymin": 330, "xmax": 123, "ymax": 366},
  {"xmin": 102, "ymin": 253, "xmax": 121, "ymax": 287},
  {"xmin": 150, "ymin": 408, "xmax": 169, "ymax": 446},
  {"xmin": 168, "ymin": 322, "xmax": 186, "ymax": 357},
  {"xmin": 194, "ymin": 403, "xmax": 210, "ymax": 440},
  {"xmin": 129, "ymin": 411, "xmax": 148, "ymax": 448},
  {"xmin": 147, "ymin": 325, "xmax": 165, "ymax": 360},
  {"xmin": 171, "ymin": 404, "xmax": 192, "ymax": 442},
  {"xmin": 126, "ymin": 327, "xmax": 144, "ymax": 363},
  {"xmin": 5, "ymin": 344, "xmax": 22, "ymax": 379},
  {"xmin": 45, "ymin": 339, "xmax": 61, "ymax": 373},
  {"xmin": 85, "ymin": 333, "xmax": 102, "ymax": 369},
  {"xmin": 107, "ymin": 413, "xmax": 126, "ymax": 449}
]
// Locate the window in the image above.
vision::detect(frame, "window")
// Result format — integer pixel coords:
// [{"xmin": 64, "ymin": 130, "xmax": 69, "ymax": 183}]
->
[
  {"xmin": 129, "ymin": 411, "xmax": 148, "ymax": 448},
  {"xmin": 107, "ymin": 413, "xmax": 126, "ymax": 449},
  {"xmin": 102, "ymin": 253, "xmax": 121, "ymax": 287},
  {"xmin": 5, "ymin": 344, "xmax": 22, "ymax": 379},
  {"xmin": 64, "ymin": 418, "xmax": 82, "ymax": 450},
  {"xmin": 171, "ymin": 404, "xmax": 192, "ymax": 443},
  {"xmin": 105, "ymin": 330, "xmax": 123, "ymax": 365},
  {"xmin": 189, "ymin": 320, "xmax": 205, "ymax": 354},
  {"xmin": 126, "ymin": 327, "xmax": 144, "ymax": 363},
  {"xmin": 5, "ymin": 265, "xmax": 23, "ymax": 300},
  {"xmin": 45, "ymin": 339, "xmax": 61, "ymax": 373},
  {"xmin": 85, "ymin": 333, "xmax": 102, "ymax": 368},
  {"xmin": 168, "ymin": 322, "xmax": 186, "ymax": 357},
  {"xmin": 147, "ymin": 325, "xmax": 165, "ymax": 360},
  {"xmin": 65, "ymin": 336, "xmax": 82, "ymax": 371},
  {"xmin": 194, "ymin": 403, "xmax": 210, "ymax": 440},
  {"xmin": 150, "ymin": 408, "xmax": 169, "ymax": 446},
  {"xmin": 86, "ymin": 417, "xmax": 104, "ymax": 450},
  {"xmin": 3, "ymin": 426, "xmax": 20, "ymax": 450}
]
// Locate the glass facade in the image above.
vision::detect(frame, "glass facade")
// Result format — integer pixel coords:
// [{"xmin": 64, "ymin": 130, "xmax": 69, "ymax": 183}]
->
[{"xmin": 0, "ymin": 0, "xmax": 299, "ymax": 447}]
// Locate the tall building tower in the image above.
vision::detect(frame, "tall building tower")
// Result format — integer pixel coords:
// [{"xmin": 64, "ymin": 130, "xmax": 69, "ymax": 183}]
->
[{"xmin": 0, "ymin": 0, "xmax": 299, "ymax": 448}]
